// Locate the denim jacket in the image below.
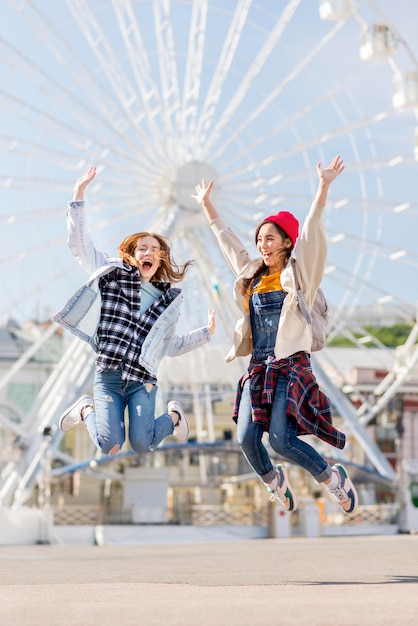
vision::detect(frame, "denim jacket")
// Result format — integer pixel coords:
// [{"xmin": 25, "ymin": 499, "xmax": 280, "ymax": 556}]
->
[{"xmin": 53, "ymin": 201, "xmax": 210, "ymax": 377}]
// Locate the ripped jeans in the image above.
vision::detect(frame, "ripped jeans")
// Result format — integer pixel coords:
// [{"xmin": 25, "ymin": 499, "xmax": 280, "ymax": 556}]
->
[{"xmin": 83, "ymin": 367, "xmax": 174, "ymax": 455}]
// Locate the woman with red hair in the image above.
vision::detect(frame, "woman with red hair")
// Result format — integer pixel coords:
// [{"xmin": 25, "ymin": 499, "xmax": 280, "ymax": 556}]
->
[{"xmin": 55, "ymin": 166, "xmax": 215, "ymax": 456}]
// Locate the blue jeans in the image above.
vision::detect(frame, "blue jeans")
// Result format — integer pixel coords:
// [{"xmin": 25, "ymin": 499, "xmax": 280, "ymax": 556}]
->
[
  {"xmin": 84, "ymin": 368, "xmax": 174, "ymax": 455},
  {"xmin": 236, "ymin": 289, "xmax": 331, "ymax": 485},
  {"xmin": 236, "ymin": 377, "xmax": 331, "ymax": 484}
]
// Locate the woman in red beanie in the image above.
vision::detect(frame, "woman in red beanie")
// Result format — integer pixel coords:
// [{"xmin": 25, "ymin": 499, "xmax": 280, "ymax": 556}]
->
[{"xmin": 193, "ymin": 156, "xmax": 358, "ymax": 514}]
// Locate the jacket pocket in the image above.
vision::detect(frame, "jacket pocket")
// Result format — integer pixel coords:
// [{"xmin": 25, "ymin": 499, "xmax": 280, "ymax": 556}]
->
[{"xmin": 60, "ymin": 286, "xmax": 99, "ymax": 326}]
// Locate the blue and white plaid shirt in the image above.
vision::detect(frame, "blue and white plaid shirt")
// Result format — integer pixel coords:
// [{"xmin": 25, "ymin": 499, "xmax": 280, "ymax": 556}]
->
[{"xmin": 96, "ymin": 265, "xmax": 177, "ymax": 383}]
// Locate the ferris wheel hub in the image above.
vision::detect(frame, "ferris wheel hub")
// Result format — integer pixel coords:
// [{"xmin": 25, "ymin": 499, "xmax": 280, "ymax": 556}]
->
[{"xmin": 174, "ymin": 161, "xmax": 219, "ymax": 212}]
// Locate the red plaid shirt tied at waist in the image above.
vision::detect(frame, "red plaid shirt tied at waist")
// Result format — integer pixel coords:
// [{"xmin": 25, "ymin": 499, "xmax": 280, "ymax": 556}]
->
[{"xmin": 232, "ymin": 352, "xmax": 346, "ymax": 450}]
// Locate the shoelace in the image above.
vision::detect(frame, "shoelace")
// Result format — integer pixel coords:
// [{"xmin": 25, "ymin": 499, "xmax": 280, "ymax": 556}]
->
[
  {"xmin": 269, "ymin": 491, "xmax": 286, "ymax": 503},
  {"xmin": 330, "ymin": 485, "xmax": 349, "ymax": 503},
  {"xmin": 269, "ymin": 481, "xmax": 287, "ymax": 503}
]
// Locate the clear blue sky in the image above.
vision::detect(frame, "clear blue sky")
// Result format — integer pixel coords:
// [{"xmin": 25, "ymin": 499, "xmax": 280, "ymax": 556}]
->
[{"xmin": 1, "ymin": 0, "xmax": 418, "ymax": 332}]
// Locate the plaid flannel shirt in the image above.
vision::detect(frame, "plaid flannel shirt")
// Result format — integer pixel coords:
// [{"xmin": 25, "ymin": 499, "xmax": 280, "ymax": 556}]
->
[
  {"xmin": 96, "ymin": 266, "xmax": 176, "ymax": 383},
  {"xmin": 232, "ymin": 352, "xmax": 345, "ymax": 450}
]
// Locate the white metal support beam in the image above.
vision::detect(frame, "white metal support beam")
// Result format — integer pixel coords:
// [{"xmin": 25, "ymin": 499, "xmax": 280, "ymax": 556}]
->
[{"xmin": 312, "ymin": 354, "xmax": 397, "ymax": 481}]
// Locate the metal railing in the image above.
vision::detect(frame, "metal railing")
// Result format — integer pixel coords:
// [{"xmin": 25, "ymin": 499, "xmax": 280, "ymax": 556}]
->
[{"xmin": 51, "ymin": 502, "xmax": 399, "ymax": 530}]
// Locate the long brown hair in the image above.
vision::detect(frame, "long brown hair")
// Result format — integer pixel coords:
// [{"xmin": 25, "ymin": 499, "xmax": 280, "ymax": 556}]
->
[
  {"xmin": 240, "ymin": 221, "xmax": 292, "ymax": 296},
  {"xmin": 118, "ymin": 232, "xmax": 193, "ymax": 283}
]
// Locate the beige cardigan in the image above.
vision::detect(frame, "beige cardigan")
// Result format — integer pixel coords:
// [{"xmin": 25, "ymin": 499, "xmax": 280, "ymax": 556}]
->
[{"xmin": 210, "ymin": 201, "xmax": 327, "ymax": 362}]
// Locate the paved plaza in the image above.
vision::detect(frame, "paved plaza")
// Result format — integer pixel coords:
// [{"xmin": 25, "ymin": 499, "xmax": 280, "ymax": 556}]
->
[{"xmin": 0, "ymin": 534, "xmax": 417, "ymax": 625}]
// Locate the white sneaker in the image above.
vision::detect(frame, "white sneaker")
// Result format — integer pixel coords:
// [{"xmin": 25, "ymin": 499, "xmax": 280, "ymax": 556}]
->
[
  {"xmin": 268, "ymin": 464, "xmax": 297, "ymax": 512},
  {"xmin": 329, "ymin": 464, "xmax": 358, "ymax": 513},
  {"xmin": 167, "ymin": 401, "xmax": 189, "ymax": 442},
  {"xmin": 59, "ymin": 395, "xmax": 94, "ymax": 432}
]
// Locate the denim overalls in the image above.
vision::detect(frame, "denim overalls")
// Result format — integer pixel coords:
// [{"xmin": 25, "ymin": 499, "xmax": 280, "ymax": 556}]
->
[
  {"xmin": 250, "ymin": 289, "xmax": 286, "ymax": 360},
  {"xmin": 236, "ymin": 287, "xmax": 330, "ymax": 484}
]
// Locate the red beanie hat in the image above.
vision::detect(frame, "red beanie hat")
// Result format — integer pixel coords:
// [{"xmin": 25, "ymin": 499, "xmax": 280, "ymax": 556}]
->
[{"xmin": 261, "ymin": 211, "xmax": 299, "ymax": 248}]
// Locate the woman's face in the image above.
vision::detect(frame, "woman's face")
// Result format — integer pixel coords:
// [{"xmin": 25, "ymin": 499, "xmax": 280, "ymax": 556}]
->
[
  {"xmin": 256, "ymin": 222, "xmax": 290, "ymax": 272},
  {"xmin": 134, "ymin": 235, "xmax": 162, "ymax": 281}
]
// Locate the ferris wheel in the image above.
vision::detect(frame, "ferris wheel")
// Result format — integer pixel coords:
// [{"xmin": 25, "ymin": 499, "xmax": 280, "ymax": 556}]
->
[{"xmin": 1, "ymin": 0, "xmax": 418, "ymax": 503}]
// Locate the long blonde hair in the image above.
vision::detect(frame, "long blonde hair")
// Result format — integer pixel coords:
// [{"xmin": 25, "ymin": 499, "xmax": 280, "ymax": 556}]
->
[{"xmin": 118, "ymin": 232, "xmax": 193, "ymax": 282}]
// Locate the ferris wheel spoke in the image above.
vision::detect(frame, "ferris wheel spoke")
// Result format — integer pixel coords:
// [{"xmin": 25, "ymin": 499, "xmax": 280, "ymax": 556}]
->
[
  {"xmin": 112, "ymin": 0, "xmax": 163, "ymax": 132},
  {"xmin": 0, "ymin": 134, "xmax": 92, "ymax": 173},
  {"xmin": 328, "ymin": 228, "xmax": 418, "ymax": 266},
  {"xmin": 9, "ymin": 0, "xmax": 139, "ymax": 126},
  {"xmin": 0, "ymin": 35, "xmax": 151, "ymax": 160},
  {"xmin": 1, "ymin": 206, "xmax": 63, "ymax": 224},
  {"xmin": 111, "ymin": 0, "xmax": 167, "ymax": 148},
  {"xmin": 215, "ymin": 67, "xmax": 373, "ymax": 170},
  {"xmin": 0, "ymin": 172, "xmax": 164, "ymax": 197},
  {"xmin": 0, "ymin": 234, "xmax": 67, "ymax": 267},
  {"xmin": 66, "ymin": 0, "xmax": 167, "ymax": 163},
  {"xmin": 152, "ymin": 0, "xmax": 182, "ymax": 141},
  {"xmin": 0, "ymin": 264, "xmax": 75, "ymax": 321},
  {"xmin": 191, "ymin": 0, "xmax": 253, "ymax": 156},
  {"xmin": 180, "ymin": 0, "xmax": 209, "ymax": 144},
  {"xmin": 218, "ymin": 105, "xmax": 398, "ymax": 179},
  {"xmin": 329, "ymin": 196, "xmax": 418, "ymax": 215},
  {"xmin": 0, "ymin": 89, "xmax": 162, "ymax": 175},
  {"xmin": 325, "ymin": 263, "xmax": 414, "ymax": 313},
  {"xmin": 201, "ymin": 0, "xmax": 304, "ymax": 155},
  {"xmin": 205, "ymin": 18, "xmax": 345, "ymax": 160}
]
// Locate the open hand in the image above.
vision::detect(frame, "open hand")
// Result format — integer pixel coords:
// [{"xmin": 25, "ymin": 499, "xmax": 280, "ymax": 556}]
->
[
  {"xmin": 207, "ymin": 308, "xmax": 216, "ymax": 335},
  {"xmin": 192, "ymin": 178, "xmax": 214, "ymax": 206},
  {"xmin": 73, "ymin": 166, "xmax": 97, "ymax": 201},
  {"xmin": 317, "ymin": 155, "xmax": 344, "ymax": 186}
]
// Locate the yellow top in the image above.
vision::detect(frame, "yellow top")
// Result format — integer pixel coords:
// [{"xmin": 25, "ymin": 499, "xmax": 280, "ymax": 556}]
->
[
  {"xmin": 251, "ymin": 271, "xmax": 282, "ymax": 294},
  {"xmin": 243, "ymin": 271, "xmax": 283, "ymax": 312}
]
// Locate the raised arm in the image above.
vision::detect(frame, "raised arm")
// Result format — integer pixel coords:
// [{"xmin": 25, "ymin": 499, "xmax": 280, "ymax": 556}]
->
[
  {"xmin": 207, "ymin": 308, "xmax": 216, "ymax": 335},
  {"xmin": 192, "ymin": 178, "xmax": 219, "ymax": 223},
  {"xmin": 295, "ymin": 155, "xmax": 345, "ymax": 305},
  {"xmin": 192, "ymin": 178, "xmax": 252, "ymax": 277},
  {"xmin": 67, "ymin": 166, "xmax": 108, "ymax": 274},
  {"xmin": 313, "ymin": 155, "xmax": 344, "ymax": 207},
  {"xmin": 73, "ymin": 166, "xmax": 97, "ymax": 201}
]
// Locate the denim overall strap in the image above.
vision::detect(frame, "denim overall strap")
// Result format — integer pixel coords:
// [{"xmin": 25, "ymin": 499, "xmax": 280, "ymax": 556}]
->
[{"xmin": 249, "ymin": 289, "xmax": 286, "ymax": 360}]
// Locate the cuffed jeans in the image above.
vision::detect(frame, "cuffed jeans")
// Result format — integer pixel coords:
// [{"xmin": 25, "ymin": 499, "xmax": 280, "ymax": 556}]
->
[{"xmin": 236, "ymin": 375, "xmax": 331, "ymax": 484}]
